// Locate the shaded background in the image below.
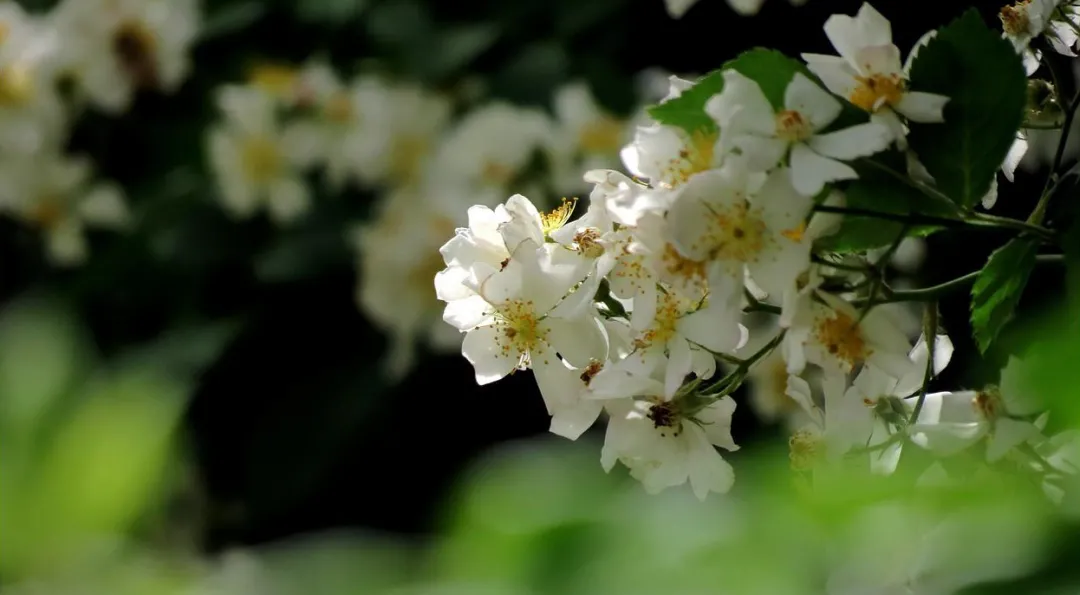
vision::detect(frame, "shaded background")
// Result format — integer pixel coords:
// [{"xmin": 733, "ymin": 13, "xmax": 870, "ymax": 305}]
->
[{"xmin": 0, "ymin": 0, "xmax": 1067, "ymax": 556}]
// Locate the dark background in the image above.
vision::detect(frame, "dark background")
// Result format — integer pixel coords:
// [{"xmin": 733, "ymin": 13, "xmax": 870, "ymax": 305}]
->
[{"xmin": 1, "ymin": 0, "xmax": 1064, "ymax": 553}]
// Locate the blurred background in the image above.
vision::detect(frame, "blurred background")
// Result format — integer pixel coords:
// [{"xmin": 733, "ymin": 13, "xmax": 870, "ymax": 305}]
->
[{"xmin": 2, "ymin": 0, "xmax": 1080, "ymax": 593}]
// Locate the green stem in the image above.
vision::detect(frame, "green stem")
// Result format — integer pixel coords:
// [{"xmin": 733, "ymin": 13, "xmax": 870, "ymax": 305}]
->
[
  {"xmin": 908, "ymin": 304, "xmax": 938, "ymax": 425},
  {"xmin": 1021, "ymin": 120, "xmax": 1065, "ymax": 130},
  {"xmin": 700, "ymin": 330, "xmax": 786, "ymax": 397},
  {"xmin": 742, "ymin": 288, "xmax": 782, "ymax": 315},
  {"xmin": 859, "ymin": 158, "xmax": 958, "ymax": 210}
]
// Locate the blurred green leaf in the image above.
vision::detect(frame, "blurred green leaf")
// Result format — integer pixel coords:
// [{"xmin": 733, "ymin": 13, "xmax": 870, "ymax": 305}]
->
[
  {"xmin": 293, "ymin": 0, "xmax": 368, "ymax": 24},
  {"xmin": 907, "ymin": 9, "xmax": 1027, "ymax": 208},
  {"xmin": 492, "ymin": 42, "xmax": 569, "ymax": 105},
  {"xmin": 119, "ymin": 319, "xmax": 242, "ymax": 378},
  {"xmin": 200, "ymin": 2, "xmax": 268, "ymax": 41},
  {"xmin": 425, "ymin": 24, "xmax": 501, "ymax": 81},
  {"xmin": 971, "ymin": 237, "xmax": 1038, "ymax": 354}
]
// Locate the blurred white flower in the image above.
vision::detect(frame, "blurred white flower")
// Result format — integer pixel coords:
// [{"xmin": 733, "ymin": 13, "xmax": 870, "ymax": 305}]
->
[
  {"xmin": 206, "ymin": 85, "xmax": 313, "ymax": 224},
  {"xmin": 0, "ymin": 3, "xmax": 67, "ymax": 155},
  {"xmin": 550, "ymin": 82, "xmax": 629, "ymax": 194},
  {"xmin": 0, "ymin": 152, "xmax": 128, "ymax": 266},
  {"xmin": 51, "ymin": 0, "xmax": 200, "ymax": 113},
  {"xmin": 664, "ymin": 0, "xmax": 810, "ymax": 19}
]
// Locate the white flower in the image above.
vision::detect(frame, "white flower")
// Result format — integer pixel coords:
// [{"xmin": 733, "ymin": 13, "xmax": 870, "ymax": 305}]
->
[
  {"xmin": 617, "ymin": 287, "xmax": 745, "ymax": 398},
  {"xmin": 354, "ymin": 187, "xmax": 469, "ymax": 378},
  {"xmin": 51, "ymin": 0, "xmax": 200, "ymax": 113},
  {"xmin": 207, "ymin": 85, "xmax": 312, "ymax": 224},
  {"xmin": 593, "ymin": 369, "xmax": 739, "ymax": 500},
  {"xmin": 802, "ymin": 2, "xmax": 949, "ymax": 146},
  {"xmin": 999, "ymin": 0, "xmax": 1075, "ymax": 74},
  {"xmin": 452, "ymin": 234, "xmax": 608, "ymax": 402},
  {"xmin": 909, "ymin": 390, "xmax": 1043, "ymax": 462},
  {"xmin": 429, "ymin": 102, "xmax": 556, "ymax": 194},
  {"xmin": 707, "ymin": 70, "xmax": 892, "ymax": 196},
  {"xmin": 981, "ymin": 133, "xmax": 1030, "ymax": 210},
  {"xmin": 582, "ymin": 168, "xmax": 668, "ymax": 227},
  {"xmin": 0, "ymin": 152, "xmax": 128, "ymax": 266},
  {"xmin": 0, "ymin": 4, "xmax": 66, "ymax": 155},
  {"xmin": 784, "ymin": 291, "xmax": 916, "ymax": 381},
  {"xmin": 621, "ymin": 123, "xmax": 722, "ymax": 191},
  {"xmin": 668, "ymin": 166, "xmax": 813, "ymax": 307},
  {"xmin": 551, "ymin": 82, "xmax": 628, "ymax": 193}
]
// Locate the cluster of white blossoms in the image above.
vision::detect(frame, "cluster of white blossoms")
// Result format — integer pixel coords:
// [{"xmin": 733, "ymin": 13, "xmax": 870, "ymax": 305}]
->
[
  {"xmin": 436, "ymin": 2, "xmax": 1080, "ymax": 501},
  {"xmin": 0, "ymin": 0, "xmax": 199, "ymax": 265}
]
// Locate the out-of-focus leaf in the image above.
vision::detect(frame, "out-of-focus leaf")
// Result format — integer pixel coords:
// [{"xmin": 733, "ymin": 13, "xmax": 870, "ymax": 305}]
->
[
  {"xmin": 424, "ymin": 24, "xmax": 501, "ymax": 81},
  {"xmin": 907, "ymin": 9, "xmax": 1027, "ymax": 208},
  {"xmin": 3, "ymin": 368, "xmax": 188, "ymax": 578},
  {"xmin": 199, "ymin": 2, "xmax": 267, "ymax": 41},
  {"xmin": 0, "ymin": 295, "xmax": 90, "ymax": 443},
  {"xmin": 119, "ymin": 319, "xmax": 242, "ymax": 379},
  {"xmin": 491, "ymin": 42, "xmax": 569, "ymax": 105},
  {"xmin": 293, "ymin": 0, "xmax": 368, "ymax": 24},
  {"xmin": 970, "ymin": 237, "xmax": 1038, "ymax": 354},
  {"xmin": 253, "ymin": 228, "xmax": 352, "ymax": 284}
]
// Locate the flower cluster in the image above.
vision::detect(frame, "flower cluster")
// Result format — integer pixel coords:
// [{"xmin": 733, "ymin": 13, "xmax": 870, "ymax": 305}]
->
[
  {"xmin": 436, "ymin": 2, "xmax": 1080, "ymax": 501},
  {"xmin": 0, "ymin": 0, "xmax": 199, "ymax": 264}
]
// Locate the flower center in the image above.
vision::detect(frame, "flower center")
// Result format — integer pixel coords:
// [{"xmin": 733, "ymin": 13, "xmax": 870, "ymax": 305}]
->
[
  {"xmin": 578, "ymin": 116, "xmax": 624, "ymax": 154},
  {"xmin": 973, "ymin": 388, "xmax": 1003, "ymax": 420},
  {"xmin": 112, "ymin": 20, "xmax": 158, "ymax": 89},
  {"xmin": 661, "ymin": 243, "xmax": 708, "ymax": 293},
  {"xmin": 999, "ymin": 2, "xmax": 1032, "ymax": 36},
  {"xmin": 813, "ymin": 310, "xmax": 870, "ymax": 368},
  {"xmin": 663, "ymin": 130, "xmax": 718, "ymax": 188},
  {"xmin": 646, "ymin": 397, "xmax": 684, "ymax": 438},
  {"xmin": 27, "ymin": 195, "xmax": 65, "ymax": 229},
  {"xmin": 636, "ymin": 291, "xmax": 686, "ymax": 349},
  {"xmin": 494, "ymin": 299, "xmax": 546, "ymax": 367},
  {"xmin": 572, "ymin": 227, "xmax": 605, "ymax": 258},
  {"xmin": 0, "ymin": 63, "xmax": 34, "ymax": 107},
  {"xmin": 849, "ymin": 73, "xmax": 905, "ymax": 113},
  {"xmin": 789, "ymin": 430, "xmax": 821, "ymax": 471},
  {"xmin": 240, "ymin": 136, "xmax": 283, "ymax": 183},
  {"xmin": 579, "ymin": 359, "xmax": 604, "ymax": 385},
  {"xmin": 323, "ymin": 92, "xmax": 355, "ymax": 123},
  {"xmin": 775, "ymin": 109, "xmax": 813, "ymax": 142},
  {"xmin": 249, "ymin": 63, "xmax": 299, "ymax": 99},
  {"xmin": 389, "ymin": 135, "xmax": 429, "ymax": 183},
  {"xmin": 480, "ymin": 160, "xmax": 515, "ymax": 187},
  {"xmin": 697, "ymin": 199, "xmax": 769, "ymax": 266},
  {"xmin": 541, "ymin": 197, "xmax": 577, "ymax": 235}
]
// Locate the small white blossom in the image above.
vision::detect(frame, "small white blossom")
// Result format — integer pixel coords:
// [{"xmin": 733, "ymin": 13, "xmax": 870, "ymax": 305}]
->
[
  {"xmin": 551, "ymin": 82, "xmax": 629, "ymax": 194},
  {"xmin": 51, "ymin": 0, "xmax": 200, "ymax": 113},
  {"xmin": 206, "ymin": 85, "xmax": 312, "ymax": 224},
  {"xmin": 802, "ymin": 2, "xmax": 949, "ymax": 146},
  {"xmin": 707, "ymin": 70, "xmax": 892, "ymax": 196},
  {"xmin": 0, "ymin": 4, "xmax": 66, "ymax": 155},
  {"xmin": 0, "ymin": 152, "xmax": 128, "ymax": 266}
]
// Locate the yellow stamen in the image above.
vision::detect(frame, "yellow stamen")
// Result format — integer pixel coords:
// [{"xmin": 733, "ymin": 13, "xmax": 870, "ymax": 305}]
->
[
  {"xmin": 578, "ymin": 116, "xmax": 625, "ymax": 154},
  {"xmin": 849, "ymin": 73, "xmax": 905, "ymax": 113},
  {"xmin": 813, "ymin": 310, "xmax": 870, "ymax": 368},
  {"xmin": 240, "ymin": 136, "xmax": 283, "ymax": 183},
  {"xmin": 541, "ymin": 197, "xmax": 577, "ymax": 235},
  {"xmin": 775, "ymin": 109, "xmax": 813, "ymax": 142}
]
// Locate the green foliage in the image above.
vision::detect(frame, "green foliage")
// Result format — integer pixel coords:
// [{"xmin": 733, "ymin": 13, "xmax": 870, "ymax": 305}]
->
[
  {"xmin": 907, "ymin": 9, "xmax": 1027, "ymax": 209},
  {"xmin": 645, "ymin": 48, "xmax": 808, "ymax": 136},
  {"xmin": 971, "ymin": 237, "xmax": 1039, "ymax": 354},
  {"xmin": 816, "ymin": 160, "xmax": 953, "ymax": 253}
]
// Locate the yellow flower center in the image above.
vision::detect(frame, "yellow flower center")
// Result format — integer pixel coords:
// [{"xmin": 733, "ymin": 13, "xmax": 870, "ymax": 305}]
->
[
  {"xmin": 572, "ymin": 228, "xmax": 605, "ymax": 258},
  {"xmin": 636, "ymin": 291, "xmax": 688, "ymax": 349},
  {"xmin": 0, "ymin": 63, "xmax": 34, "ymax": 107},
  {"xmin": 249, "ymin": 63, "xmax": 299, "ymax": 99},
  {"xmin": 691, "ymin": 199, "xmax": 769, "ymax": 267},
  {"xmin": 813, "ymin": 310, "xmax": 870, "ymax": 369},
  {"xmin": 849, "ymin": 74, "xmax": 905, "ymax": 113},
  {"xmin": 112, "ymin": 20, "xmax": 158, "ymax": 89},
  {"xmin": 389, "ymin": 135, "xmax": 430, "ymax": 183},
  {"xmin": 240, "ymin": 136, "xmax": 283, "ymax": 184},
  {"xmin": 661, "ymin": 243, "xmax": 708, "ymax": 295},
  {"xmin": 494, "ymin": 299, "xmax": 547, "ymax": 368},
  {"xmin": 323, "ymin": 92, "xmax": 355, "ymax": 123},
  {"xmin": 1000, "ymin": 2, "xmax": 1032, "ymax": 36},
  {"xmin": 775, "ymin": 109, "xmax": 813, "ymax": 142},
  {"xmin": 789, "ymin": 430, "xmax": 821, "ymax": 471},
  {"xmin": 662, "ymin": 130, "xmax": 718, "ymax": 188},
  {"xmin": 578, "ymin": 115, "xmax": 625, "ymax": 154},
  {"xmin": 480, "ymin": 160, "xmax": 515, "ymax": 187},
  {"xmin": 27, "ymin": 196, "xmax": 65, "ymax": 229},
  {"xmin": 541, "ymin": 197, "xmax": 577, "ymax": 235}
]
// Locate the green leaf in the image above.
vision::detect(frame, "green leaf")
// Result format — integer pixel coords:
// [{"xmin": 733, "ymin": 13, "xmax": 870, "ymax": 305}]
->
[
  {"xmin": 907, "ymin": 9, "xmax": 1027, "ymax": 209},
  {"xmin": 424, "ymin": 24, "xmax": 502, "ymax": 81},
  {"xmin": 646, "ymin": 48, "xmax": 808, "ymax": 136},
  {"xmin": 970, "ymin": 237, "xmax": 1039, "ymax": 353},
  {"xmin": 816, "ymin": 162, "xmax": 953, "ymax": 253},
  {"xmin": 294, "ymin": 0, "xmax": 368, "ymax": 24}
]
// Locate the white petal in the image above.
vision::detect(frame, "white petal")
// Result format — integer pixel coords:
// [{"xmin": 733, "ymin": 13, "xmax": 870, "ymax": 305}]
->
[
  {"xmin": 1003, "ymin": 135, "xmax": 1028, "ymax": 181},
  {"xmin": 784, "ymin": 73, "xmax": 842, "ymax": 130},
  {"xmin": 707, "ymin": 70, "xmax": 776, "ymax": 135},
  {"xmin": 544, "ymin": 316, "xmax": 607, "ymax": 368},
  {"xmin": 46, "ymin": 219, "xmax": 87, "ymax": 266},
  {"xmin": 77, "ymin": 183, "xmax": 129, "ymax": 228},
  {"xmin": 664, "ymin": 0, "xmax": 699, "ymax": 18},
  {"xmin": 442, "ymin": 295, "xmax": 492, "ymax": 331},
  {"xmin": 802, "ymin": 53, "xmax": 859, "ymax": 99},
  {"xmin": 853, "ymin": 44, "xmax": 903, "ymax": 77},
  {"xmin": 981, "ymin": 178, "xmax": 999, "ymax": 210},
  {"xmin": 987, "ymin": 419, "xmax": 1041, "ymax": 462},
  {"xmin": 498, "ymin": 194, "xmax": 545, "ymax": 253},
  {"xmin": 695, "ymin": 396, "xmax": 739, "ymax": 450},
  {"xmin": 790, "ymin": 143, "xmax": 857, "ymax": 196},
  {"xmin": 730, "ymin": 135, "xmax": 789, "ymax": 172},
  {"xmin": 461, "ymin": 325, "xmax": 518, "ymax": 384},
  {"xmin": 267, "ymin": 177, "xmax": 311, "ymax": 224},
  {"xmin": 808, "ymin": 122, "xmax": 892, "ymax": 160},
  {"xmin": 434, "ymin": 267, "xmax": 473, "ymax": 302},
  {"xmin": 687, "ymin": 427, "xmax": 735, "ymax": 499},
  {"xmin": 550, "ymin": 399, "xmax": 603, "ymax": 440},
  {"xmin": 896, "ymin": 92, "xmax": 949, "ymax": 123},
  {"xmin": 665, "ymin": 337, "xmax": 693, "ymax": 398},
  {"xmin": 677, "ymin": 304, "xmax": 743, "ymax": 353}
]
